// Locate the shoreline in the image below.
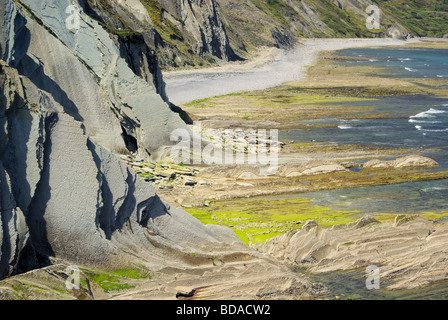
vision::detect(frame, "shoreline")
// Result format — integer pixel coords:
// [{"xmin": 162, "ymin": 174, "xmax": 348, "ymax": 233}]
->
[
  {"xmin": 163, "ymin": 38, "xmax": 423, "ymax": 105},
  {"xmin": 150, "ymin": 39, "xmax": 448, "ymax": 297},
  {"xmin": 151, "ymin": 38, "xmax": 448, "ymax": 209}
]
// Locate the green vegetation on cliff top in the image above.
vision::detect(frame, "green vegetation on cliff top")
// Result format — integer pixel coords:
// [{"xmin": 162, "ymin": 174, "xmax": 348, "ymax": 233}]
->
[{"xmin": 374, "ymin": 0, "xmax": 448, "ymax": 37}]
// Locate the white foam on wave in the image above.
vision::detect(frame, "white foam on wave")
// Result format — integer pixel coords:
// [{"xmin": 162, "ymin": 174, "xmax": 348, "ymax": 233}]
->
[
  {"xmin": 338, "ymin": 125, "xmax": 353, "ymax": 130},
  {"xmin": 412, "ymin": 106, "xmax": 448, "ymax": 133},
  {"xmin": 409, "ymin": 119, "xmax": 441, "ymax": 124},
  {"xmin": 421, "ymin": 128, "xmax": 448, "ymax": 132},
  {"xmin": 410, "ymin": 108, "xmax": 447, "ymax": 119},
  {"xmin": 399, "ymin": 58, "xmax": 413, "ymax": 61},
  {"xmin": 404, "ymin": 67, "xmax": 417, "ymax": 72},
  {"xmin": 421, "ymin": 187, "xmax": 448, "ymax": 192},
  {"xmin": 415, "ymin": 125, "xmax": 448, "ymax": 132}
]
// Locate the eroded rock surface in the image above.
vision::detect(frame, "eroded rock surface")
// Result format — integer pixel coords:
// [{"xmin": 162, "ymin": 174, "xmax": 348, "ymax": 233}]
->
[
  {"xmin": 0, "ymin": 0, "xmax": 325, "ymax": 300},
  {"xmin": 0, "ymin": 0, "xmax": 234, "ymax": 277},
  {"xmin": 259, "ymin": 215, "xmax": 448, "ymax": 290},
  {"xmin": 363, "ymin": 155, "xmax": 439, "ymax": 169}
]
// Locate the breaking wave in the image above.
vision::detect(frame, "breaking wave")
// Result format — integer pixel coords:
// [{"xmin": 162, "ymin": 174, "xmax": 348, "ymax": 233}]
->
[
  {"xmin": 409, "ymin": 119, "xmax": 441, "ymax": 124},
  {"xmin": 411, "ymin": 107, "xmax": 448, "ymax": 133},
  {"xmin": 410, "ymin": 108, "xmax": 447, "ymax": 119},
  {"xmin": 404, "ymin": 67, "xmax": 417, "ymax": 72}
]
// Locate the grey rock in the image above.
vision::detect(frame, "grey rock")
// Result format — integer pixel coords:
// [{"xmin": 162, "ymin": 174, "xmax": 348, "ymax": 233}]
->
[
  {"xmin": 9, "ymin": 0, "xmax": 189, "ymax": 157},
  {"xmin": 0, "ymin": 0, "xmax": 243, "ymax": 279},
  {"xmin": 302, "ymin": 220, "xmax": 318, "ymax": 231},
  {"xmin": 184, "ymin": 177, "xmax": 197, "ymax": 186},
  {"xmin": 0, "ymin": 161, "xmax": 30, "ymax": 279}
]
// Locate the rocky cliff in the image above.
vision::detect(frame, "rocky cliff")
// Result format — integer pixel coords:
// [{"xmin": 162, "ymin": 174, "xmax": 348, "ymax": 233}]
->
[
  {"xmin": 120, "ymin": 0, "xmax": 426, "ymax": 70},
  {"xmin": 0, "ymin": 0, "xmax": 328, "ymax": 300},
  {"xmin": 0, "ymin": 0, "xmax": 229, "ymax": 279},
  {"xmin": 79, "ymin": 0, "xmax": 241, "ymax": 70},
  {"xmin": 50, "ymin": 0, "xmax": 447, "ymax": 71}
]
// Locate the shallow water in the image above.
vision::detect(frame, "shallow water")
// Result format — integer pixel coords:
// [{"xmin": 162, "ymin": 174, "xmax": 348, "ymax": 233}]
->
[
  {"xmin": 280, "ymin": 94, "xmax": 448, "ymax": 169},
  {"xmin": 263, "ymin": 179, "xmax": 448, "ymax": 219},
  {"xmin": 281, "ymin": 47, "xmax": 448, "ymax": 298},
  {"xmin": 339, "ymin": 47, "xmax": 448, "ymax": 79},
  {"xmin": 293, "ymin": 267, "xmax": 448, "ymax": 300},
  {"xmin": 280, "ymin": 47, "xmax": 448, "ymax": 217}
]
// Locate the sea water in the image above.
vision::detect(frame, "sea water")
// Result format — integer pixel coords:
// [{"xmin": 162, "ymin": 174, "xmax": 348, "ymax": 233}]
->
[
  {"xmin": 342, "ymin": 46, "xmax": 448, "ymax": 79},
  {"xmin": 280, "ymin": 47, "xmax": 448, "ymax": 217},
  {"xmin": 279, "ymin": 47, "xmax": 448, "ymax": 298}
]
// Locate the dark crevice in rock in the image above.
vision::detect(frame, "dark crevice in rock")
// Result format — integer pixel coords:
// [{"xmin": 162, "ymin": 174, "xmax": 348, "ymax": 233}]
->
[
  {"xmin": 87, "ymin": 139, "xmax": 114, "ymax": 240},
  {"xmin": 3, "ymin": 107, "xmax": 33, "ymax": 214},
  {"xmin": 137, "ymin": 195, "xmax": 168, "ymax": 229},
  {"xmin": 168, "ymin": 102, "xmax": 194, "ymax": 125},
  {"xmin": 114, "ymin": 170, "xmax": 137, "ymax": 232},
  {"xmin": 120, "ymin": 125, "xmax": 138, "ymax": 154},
  {"xmin": 25, "ymin": 112, "xmax": 58, "ymax": 267},
  {"xmin": 0, "ymin": 165, "xmax": 14, "ymax": 279},
  {"xmin": 87, "ymin": 139, "xmax": 138, "ymax": 239}
]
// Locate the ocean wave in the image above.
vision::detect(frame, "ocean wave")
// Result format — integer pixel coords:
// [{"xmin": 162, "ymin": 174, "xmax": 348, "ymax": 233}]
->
[
  {"xmin": 340, "ymin": 119, "xmax": 360, "ymax": 122},
  {"xmin": 415, "ymin": 125, "xmax": 448, "ymax": 132},
  {"xmin": 420, "ymin": 187, "xmax": 448, "ymax": 192},
  {"xmin": 404, "ymin": 67, "xmax": 417, "ymax": 72},
  {"xmin": 408, "ymin": 119, "xmax": 441, "ymax": 124},
  {"xmin": 338, "ymin": 125, "xmax": 353, "ymax": 130},
  {"xmin": 421, "ymin": 128, "xmax": 448, "ymax": 132},
  {"xmin": 410, "ymin": 108, "xmax": 447, "ymax": 119},
  {"xmin": 399, "ymin": 58, "xmax": 413, "ymax": 61}
]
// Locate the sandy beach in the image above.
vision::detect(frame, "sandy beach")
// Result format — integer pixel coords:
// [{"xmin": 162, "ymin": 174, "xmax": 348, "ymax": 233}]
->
[{"xmin": 163, "ymin": 38, "xmax": 421, "ymax": 105}]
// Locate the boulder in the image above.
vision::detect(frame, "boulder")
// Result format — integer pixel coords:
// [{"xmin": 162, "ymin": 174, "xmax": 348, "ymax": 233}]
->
[
  {"xmin": 392, "ymin": 155, "xmax": 439, "ymax": 168},
  {"xmin": 278, "ymin": 161, "xmax": 348, "ymax": 177},
  {"xmin": 363, "ymin": 155, "xmax": 439, "ymax": 169}
]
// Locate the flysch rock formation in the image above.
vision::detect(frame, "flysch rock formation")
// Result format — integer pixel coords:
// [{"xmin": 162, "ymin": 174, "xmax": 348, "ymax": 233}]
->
[
  {"xmin": 258, "ymin": 215, "xmax": 448, "ymax": 291},
  {"xmin": 86, "ymin": 0, "xmax": 241, "ymax": 70},
  {"xmin": 160, "ymin": 0, "xmax": 239, "ymax": 62},
  {"xmin": 0, "ymin": 39, "xmax": 236, "ymax": 278},
  {"xmin": 0, "ymin": 0, "xmax": 326, "ymax": 300},
  {"xmin": 4, "ymin": 0, "xmax": 189, "ymax": 158}
]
